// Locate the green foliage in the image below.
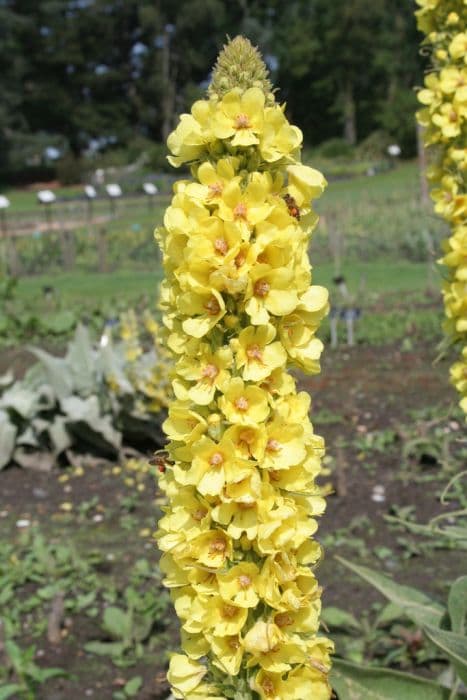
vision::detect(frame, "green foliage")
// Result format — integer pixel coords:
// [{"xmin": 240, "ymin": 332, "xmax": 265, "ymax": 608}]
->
[
  {"xmin": 1, "ymin": 640, "xmax": 66, "ymax": 700},
  {"xmin": 333, "ymin": 557, "xmax": 467, "ymax": 698},
  {"xmin": 332, "ymin": 659, "xmax": 466, "ymax": 700},
  {"xmin": 317, "ymin": 138, "xmax": 356, "ymax": 160},
  {"xmin": 0, "ymin": 527, "xmax": 170, "ymax": 695},
  {"xmin": 0, "ymin": 0, "xmax": 424, "ymax": 178}
]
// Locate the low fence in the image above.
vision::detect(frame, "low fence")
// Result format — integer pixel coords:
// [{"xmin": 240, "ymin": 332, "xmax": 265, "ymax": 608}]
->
[{"xmin": 1, "ymin": 192, "xmax": 170, "ymax": 276}]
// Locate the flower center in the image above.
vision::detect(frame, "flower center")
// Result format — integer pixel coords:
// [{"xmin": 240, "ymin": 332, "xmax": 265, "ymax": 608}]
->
[
  {"xmin": 208, "ymin": 182, "xmax": 223, "ymax": 197},
  {"xmin": 235, "ymin": 251, "xmax": 246, "ymax": 268},
  {"xmin": 275, "ymin": 612, "xmax": 293, "ymax": 627},
  {"xmin": 262, "ymin": 677, "xmax": 276, "ymax": 696},
  {"xmin": 235, "ymin": 396, "xmax": 249, "ymax": 411},
  {"xmin": 254, "ymin": 279, "xmax": 270, "ymax": 297},
  {"xmin": 238, "ymin": 574, "xmax": 252, "ymax": 588},
  {"xmin": 202, "ymin": 363, "xmax": 219, "ymax": 380},
  {"xmin": 239, "ymin": 429, "xmax": 255, "ymax": 445},
  {"xmin": 266, "ymin": 438, "xmax": 281, "ymax": 452},
  {"xmin": 233, "ymin": 202, "xmax": 248, "ymax": 220},
  {"xmin": 449, "ymin": 109, "xmax": 458, "ymax": 122},
  {"xmin": 209, "ymin": 451, "xmax": 224, "ymax": 466},
  {"xmin": 205, "ymin": 296, "xmax": 221, "ymax": 316},
  {"xmin": 246, "ymin": 344, "xmax": 263, "ymax": 361},
  {"xmin": 238, "ymin": 501, "xmax": 255, "ymax": 510},
  {"xmin": 222, "ymin": 604, "xmax": 238, "ymax": 619},
  {"xmin": 209, "ymin": 538, "xmax": 227, "ymax": 554},
  {"xmin": 214, "ymin": 237, "xmax": 229, "ymax": 255},
  {"xmin": 192, "ymin": 508, "xmax": 207, "ymax": 521},
  {"xmin": 228, "ymin": 636, "xmax": 240, "ymax": 650},
  {"xmin": 234, "ymin": 113, "xmax": 251, "ymax": 129}
]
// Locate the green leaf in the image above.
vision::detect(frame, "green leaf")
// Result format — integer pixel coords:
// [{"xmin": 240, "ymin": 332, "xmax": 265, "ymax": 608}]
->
[
  {"xmin": 65, "ymin": 324, "xmax": 97, "ymax": 395},
  {"xmin": 423, "ymin": 624, "xmax": 467, "ymax": 685},
  {"xmin": 322, "ymin": 606, "xmax": 361, "ymax": 631},
  {"xmin": 30, "ymin": 347, "xmax": 73, "ymax": 399},
  {"xmin": 0, "ymin": 685, "xmax": 23, "ymax": 700},
  {"xmin": 124, "ymin": 676, "xmax": 143, "ymax": 696},
  {"xmin": 103, "ymin": 606, "xmax": 132, "ymax": 642},
  {"xmin": 0, "ymin": 385, "xmax": 38, "ymax": 418},
  {"xmin": 448, "ymin": 576, "xmax": 467, "ymax": 635},
  {"xmin": 41, "ymin": 310, "xmax": 77, "ymax": 335},
  {"xmin": 61, "ymin": 395, "xmax": 121, "ymax": 454},
  {"xmin": 84, "ymin": 641, "xmax": 126, "ymax": 658},
  {"xmin": 331, "ymin": 658, "xmax": 467, "ymax": 700},
  {"xmin": 48, "ymin": 417, "xmax": 72, "ymax": 455},
  {"xmin": 336, "ymin": 556, "xmax": 444, "ymax": 627},
  {"xmin": 36, "ymin": 667, "xmax": 67, "ymax": 682},
  {"xmin": 0, "ymin": 412, "xmax": 16, "ymax": 469},
  {"xmin": 13, "ymin": 449, "xmax": 54, "ymax": 472}
]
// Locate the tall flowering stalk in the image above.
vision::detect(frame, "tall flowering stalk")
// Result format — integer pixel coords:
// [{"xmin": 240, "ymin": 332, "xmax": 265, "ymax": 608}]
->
[
  {"xmin": 155, "ymin": 37, "xmax": 333, "ymax": 699},
  {"xmin": 415, "ymin": 1, "xmax": 467, "ymax": 414}
]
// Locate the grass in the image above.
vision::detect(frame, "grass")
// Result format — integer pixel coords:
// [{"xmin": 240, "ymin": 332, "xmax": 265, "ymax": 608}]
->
[
  {"xmin": 312, "ymin": 260, "xmax": 437, "ymax": 296},
  {"xmin": 319, "ymin": 160, "xmax": 420, "ymax": 207},
  {"xmin": 2, "ymin": 185, "xmax": 84, "ymax": 212},
  {"xmin": 13, "ymin": 260, "xmax": 436, "ymax": 308},
  {"xmin": 15, "ymin": 268, "xmax": 163, "ymax": 304}
]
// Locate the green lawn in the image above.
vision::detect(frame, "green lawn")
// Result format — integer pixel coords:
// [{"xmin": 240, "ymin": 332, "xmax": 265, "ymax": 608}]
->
[
  {"xmin": 319, "ymin": 161, "xmax": 420, "ymax": 207},
  {"xmin": 14, "ymin": 259, "xmax": 434, "ymax": 309},
  {"xmin": 15, "ymin": 268, "xmax": 163, "ymax": 304}
]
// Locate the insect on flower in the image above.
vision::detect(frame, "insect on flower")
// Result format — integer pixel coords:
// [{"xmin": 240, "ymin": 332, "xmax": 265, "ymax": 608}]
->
[
  {"xmin": 283, "ymin": 193, "xmax": 301, "ymax": 220},
  {"xmin": 149, "ymin": 451, "xmax": 170, "ymax": 473}
]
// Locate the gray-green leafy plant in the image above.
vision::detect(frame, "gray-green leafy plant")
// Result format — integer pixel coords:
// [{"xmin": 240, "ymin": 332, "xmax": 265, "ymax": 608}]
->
[{"xmin": 0, "ymin": 323, "xmax": 167, "ymax": 469}]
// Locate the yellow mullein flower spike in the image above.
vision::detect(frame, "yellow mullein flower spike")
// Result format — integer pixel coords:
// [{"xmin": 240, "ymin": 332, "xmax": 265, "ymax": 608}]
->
[
  {"xmin": 416, "ymin": 1, "xmax": 467, "ymax": 415},
  {"xmin": 156, "ymin": 35, "xmax": 333, "ymax": 698}
]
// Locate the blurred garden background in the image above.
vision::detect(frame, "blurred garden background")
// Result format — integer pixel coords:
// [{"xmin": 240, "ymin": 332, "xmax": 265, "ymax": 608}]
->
[{"xmin": 0, "ymin": 1, "xmax": 466, "ymax": 699}]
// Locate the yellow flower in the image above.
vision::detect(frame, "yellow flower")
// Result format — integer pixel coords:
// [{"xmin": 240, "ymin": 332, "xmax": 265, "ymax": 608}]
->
[
  {"xmin": 163, "ymin": 401, "xmax": 207, "ymax": 444},
  {"xmin": 245, "ymin": 266, "xmax": 299, "ymax": 324},
  {"xmin": 287, "ymin": 164, "xmax": 327, "ymax": 208},
  {"xmin": 432, "ymin": 102, "xmax": 465, "ymax": 139},
  {"xmin": 209, "ymin": 634, "xmax": 243, "ymax": 675},
  {"xmin": 232, "ymin": 324, "xmax": 287, "ymax": 381},
  {"xmin": 243, "ymin": 620, "xmax": 305, "ymax": 672},
  {"xmin": 189, "ymin": 528, "xmax": 233, "ymax": 569},
  {"xmin": 218, "ymin": 174, "xmax": 273, "ymax": 240},
  {"xmin": 176, "ymin": 344, "xmax": 232, "ymax": 405},
  {"xmin": 224, "ymin": 424, "xmax": 267, "ymax": 460},
  {"xmin": 217, "ymin": 562, "xmax": 260, "ymax": 607},
  {"xmin": 181, "ymin": 434, "xmax": 251, "ymax": 496},
  {"xmin": 178, "ymin": 289, "xmax": 226, "ymax": 338},
  {"xmin": 167, "ymin": 99, "xmax": 215, "ymax": 167},
  {"xmin": 213, "ymin": 87, "xmax": 265, "ymax": 146},
  {"xmin": 261, "ymin": 419, "xmax": 306, "ymax": 470},
  {"xmin": 260, "ymin": 105, "xmax": 303, "ymax": 162},
  {"xmin": 188, "ymin": 157, "xmax": 240, "ymax": 205},
  {"xmin": 449, "ymin": 33, "xmax": 467, "ymax": 63},
  {"xmin": 278, "ymin": 286, "xmax": 329, "ymax": 372},
  {"xmin": 218, "ymin": 377, "xmax": 270, "ymax": 425},
  {"xmin": 203, "ymin": 595, "xmax": 249, "ymax": 636},
  {"xmin": 439, "ymin": 67, "xmax": 467, "ymax": 101},
  {"xmin": 167, "ymin": 654, "xmax": 206, "ymax": 698}
]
